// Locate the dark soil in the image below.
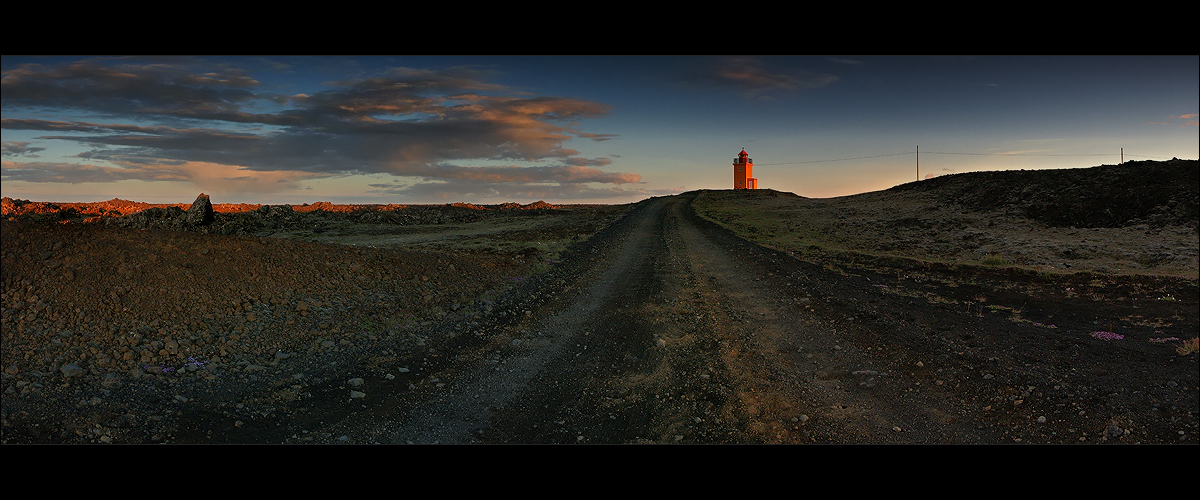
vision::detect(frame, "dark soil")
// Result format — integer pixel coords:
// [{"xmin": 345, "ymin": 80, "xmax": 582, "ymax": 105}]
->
[{"xmin": 2, "ymin": 166, "xmax": 1197, "ymax": 444}]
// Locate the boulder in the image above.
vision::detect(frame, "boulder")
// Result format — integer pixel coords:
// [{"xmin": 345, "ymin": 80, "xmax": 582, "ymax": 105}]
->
[{"xmin": 184, "ymin": 193, "xmax": 215, "ymax": 226}]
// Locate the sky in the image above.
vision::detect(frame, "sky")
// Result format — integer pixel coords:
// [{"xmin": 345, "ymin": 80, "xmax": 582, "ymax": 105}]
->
[{"xmin": 2, "ymin": 55, "xmax": 1197, "ymax": 205}]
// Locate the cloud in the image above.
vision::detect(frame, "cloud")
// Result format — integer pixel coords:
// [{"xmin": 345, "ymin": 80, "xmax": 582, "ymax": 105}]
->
[
  {"xmin": 2, "ymin": 141, "xmax": 45, "ymax": 157},
  {"xmin": 1, "ymin": 159, "xmax": 328, "ymax": 194},
  {"xmin": 2, "ymin": 160, "xmax": 185, "ymax": 183},
  {"xmin": 991, "ymin": 149, "xmax": 1050, "ymax": 155},
  {"xmin": 1169, "ymin": 114, "xmax": 1198, "ymax": 127},
  {"xmin": 679, "ymin": 56, "xmax": 838, "ymax": 97},
  {"xmin": 380, "ymin": 162, "xmax": 639, "ymax": 185},
  {"xmin": 1, "ymin": 56, "xmax": 634, "ymax": 198},
  {"xmin": 571, "ymin": 130, "xmax": 618, "ymax": 141},
  {"xmin": 366, "ymin": 177, "xmax": 669, "ymax": 203},
  {"xmin": 1, "ymin": 57, "xmax": 267, "ymax": 123}
]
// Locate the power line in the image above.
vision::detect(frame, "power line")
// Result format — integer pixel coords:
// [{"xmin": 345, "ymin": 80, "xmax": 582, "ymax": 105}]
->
[
  {"xmin": 923, "ymin": 151, "xmax": 1180, "ymax": 160},
  {"xmin": 757, "ymin": 152, "xmax": 911, "ymax": 165},
  {"xmin": 922, "ymin": 151, "xmax": 1115, "ymax": 157},
  {"xmin": 756, "ymin": 149, "xmax": 1180, "ymax": 166}
]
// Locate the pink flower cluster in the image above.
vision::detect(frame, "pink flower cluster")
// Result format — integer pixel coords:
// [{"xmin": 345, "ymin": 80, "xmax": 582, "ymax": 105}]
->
[{"xmin": 1091, "ymin": 331, "xmax": 1124, "ymax": 340}]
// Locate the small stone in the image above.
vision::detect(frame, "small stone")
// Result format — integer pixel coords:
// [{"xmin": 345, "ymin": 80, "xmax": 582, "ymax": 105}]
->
[
  {"xmin": 348, "ymin": 378, "xmax": 364, "ymax": 387},
  {"xmin": 1106, "ymin": 423, "xmax": 1124, "ymax": 439},
  {"xmin": 1037, "ymin": 416, "xmax": 1047, "ymax": 423},
  {"xmin": 60, "ymin": 363, "xmax": 84, "ymax": 378},
  {"xmin": 350, "ymin": 390, "xmax": 366, "ymax": 398}
]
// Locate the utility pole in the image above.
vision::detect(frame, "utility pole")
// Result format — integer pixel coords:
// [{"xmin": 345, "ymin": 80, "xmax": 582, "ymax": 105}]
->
[
  {"xmin": 1121, "ymin": 147, "xmax": 1123, "ymax": 164},
  {"xmin": 916, "ymin": 145, "xmax": 919, "ymax": 181}
]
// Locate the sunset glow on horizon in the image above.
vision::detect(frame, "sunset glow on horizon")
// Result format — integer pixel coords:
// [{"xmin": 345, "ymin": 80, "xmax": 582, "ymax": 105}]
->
[{"xmin": 3, "ymin": 55, "xmax": 1197, "ymax": 205}]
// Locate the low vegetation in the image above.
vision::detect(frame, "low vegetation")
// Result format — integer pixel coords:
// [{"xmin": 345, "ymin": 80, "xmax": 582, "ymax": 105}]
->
[{"xmin": 691, "ymin": 159, "xmax": 1198, "ymax": 278}]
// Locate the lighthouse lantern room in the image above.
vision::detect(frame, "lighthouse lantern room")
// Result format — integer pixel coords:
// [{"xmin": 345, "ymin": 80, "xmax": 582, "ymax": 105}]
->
[{"xmin": 733, "ymin": 148, "xmax": 757, "ymax": 189}]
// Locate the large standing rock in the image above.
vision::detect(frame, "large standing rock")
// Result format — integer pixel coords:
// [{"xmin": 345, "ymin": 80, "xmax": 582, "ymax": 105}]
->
[{"xmin": 184, "ymin": 193, "xmax": 215, "ymax": 226}]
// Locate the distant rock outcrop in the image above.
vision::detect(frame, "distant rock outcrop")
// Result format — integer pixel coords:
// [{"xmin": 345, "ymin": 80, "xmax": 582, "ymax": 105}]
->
[
  {"xmin": 108, "ymin": 193, "xmax": 215, "ymax": 231},
  {"xmin": 110, "ymin": 206, "xmax": 186, "ymax": 230}
]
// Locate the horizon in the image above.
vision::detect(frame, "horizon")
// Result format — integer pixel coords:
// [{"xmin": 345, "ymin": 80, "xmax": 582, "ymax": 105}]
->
[
  {"xmin": 3, "ymin": 56, "xmax": 1197, "ymax": 205},
  {"xmin": 5, "ymin": 158, "xmax": 1198, "ymax": 208}
]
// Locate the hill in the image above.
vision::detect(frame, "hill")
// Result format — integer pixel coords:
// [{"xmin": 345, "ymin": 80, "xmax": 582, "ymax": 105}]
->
[
  {"xmin": 691, "ymin": 159, "xmax": 1199, "ymax": 277},
  {"xmin": 889, "ymin": 158, "xmax": 1198, "ymax": 229}
]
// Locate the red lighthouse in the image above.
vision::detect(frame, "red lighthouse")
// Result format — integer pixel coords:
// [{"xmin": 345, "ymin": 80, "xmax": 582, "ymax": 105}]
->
[{"xmin": 733, "ymin": 148, "xmax": 757, "ymax": 189}]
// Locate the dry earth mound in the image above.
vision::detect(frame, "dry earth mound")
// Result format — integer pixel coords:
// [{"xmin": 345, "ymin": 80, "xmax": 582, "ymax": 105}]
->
[{"xmin": 890, "ymin": 159, "xmax": 1198, "ymax": 229}]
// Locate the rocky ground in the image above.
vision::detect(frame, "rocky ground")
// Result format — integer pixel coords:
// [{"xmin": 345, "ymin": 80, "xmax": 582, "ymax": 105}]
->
[
  {"xmin": 0, "ymin": 198, "xmax": 629, "ymax": 443},
  {"xmin": 1, "ymin": 159, "xmax": 1196, "ymax": 444}
]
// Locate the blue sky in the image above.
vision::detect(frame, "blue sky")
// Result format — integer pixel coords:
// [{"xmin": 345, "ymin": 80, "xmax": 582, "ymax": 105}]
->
[{"xmin": 2, "ymin": 55, "xmax": 1196, "ymax": 205}]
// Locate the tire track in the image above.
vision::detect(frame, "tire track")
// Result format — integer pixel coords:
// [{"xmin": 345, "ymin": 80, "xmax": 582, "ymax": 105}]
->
[{"xmin": 311, "ymin": 194, "xmax": 1014, "ymax": 443}]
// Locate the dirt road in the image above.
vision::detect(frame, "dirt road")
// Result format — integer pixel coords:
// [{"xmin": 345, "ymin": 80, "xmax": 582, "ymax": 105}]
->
[{"xmin": 261, "ymin": 193, "xmax": 1054, "ymax": 443}]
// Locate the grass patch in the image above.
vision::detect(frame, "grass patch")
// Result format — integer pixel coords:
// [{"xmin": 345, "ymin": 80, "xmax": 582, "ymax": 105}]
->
[
  {"xmin": 692, "ymin": 190, "xmax": 995, "ymax": 273},
  {"xmin": 1178, "ymin": 337, "xmax": 1199, "ymax": 356},
  {"xmin": 980, "ymin": 254, "xmax": 1007, "ymax": 267}
]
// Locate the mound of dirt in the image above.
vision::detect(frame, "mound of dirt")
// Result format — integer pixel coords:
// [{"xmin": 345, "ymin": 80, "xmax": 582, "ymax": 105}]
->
[{"xmin": 889, "ymin": 159, "xmax": 1199, "ymax": 229}]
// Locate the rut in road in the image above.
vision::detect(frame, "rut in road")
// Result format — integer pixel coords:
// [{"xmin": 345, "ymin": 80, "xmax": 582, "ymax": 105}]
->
[{"xmin": 328, "ymin": 194, "xmax": 1000, "ymax": 443}]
